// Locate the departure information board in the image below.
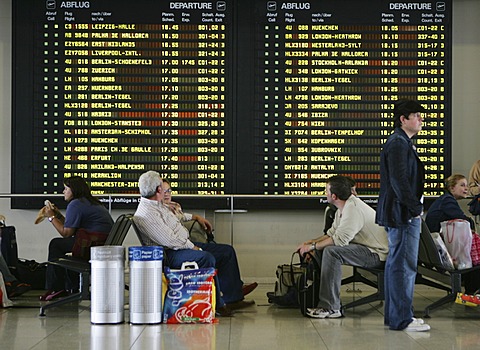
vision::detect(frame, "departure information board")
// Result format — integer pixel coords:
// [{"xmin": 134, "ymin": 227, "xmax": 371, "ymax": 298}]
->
[{"xmin": 13, "ymin": 0, "xmax": 452, "ymax": 208}]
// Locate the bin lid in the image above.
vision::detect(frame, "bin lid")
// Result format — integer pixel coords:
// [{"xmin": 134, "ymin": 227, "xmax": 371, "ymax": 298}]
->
[
  {"xmin": 90, "ymin": 246, "xmax": 125, "ymax": 261},
  {"xmin": 129, "ymin": 246, "xmax": 164, "ymax": 261}
]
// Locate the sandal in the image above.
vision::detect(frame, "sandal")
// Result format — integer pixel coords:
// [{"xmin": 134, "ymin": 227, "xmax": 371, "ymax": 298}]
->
[
  {"xmin": 5, "ymin": 281, "xmax": 31, "ymax": 298},
  {"xmin": 40, "ymin": 290, "xmax": 68, "ymax": 301}
]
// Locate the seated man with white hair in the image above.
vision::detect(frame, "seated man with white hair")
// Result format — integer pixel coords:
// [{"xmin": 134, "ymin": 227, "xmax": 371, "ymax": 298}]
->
[{"xmin": 133, "ymin": 170, "xmax": 256, "ymax": 316}]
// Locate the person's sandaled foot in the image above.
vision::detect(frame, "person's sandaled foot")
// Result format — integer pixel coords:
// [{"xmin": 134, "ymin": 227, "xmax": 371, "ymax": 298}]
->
[
  {"xmin": 5, "ymin": 281, "xmax": 31, "ymax": 298},
  {"xmin": 40, "ymin": 290, "xmax": 68, "ymax": 301}
]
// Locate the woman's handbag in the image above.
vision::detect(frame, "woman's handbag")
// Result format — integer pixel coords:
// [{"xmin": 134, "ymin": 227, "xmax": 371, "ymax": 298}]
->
[
  {"xmin": 440, "ymin": 219, "xmax": 473, "ymax": 269},
  {"xmin": 183, "ymin": 220, "xmax": 215, "ymax": 244}
]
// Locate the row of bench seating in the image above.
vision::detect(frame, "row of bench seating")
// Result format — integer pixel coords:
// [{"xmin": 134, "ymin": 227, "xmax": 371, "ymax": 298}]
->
[
  {"xmin": 39, "ymin": 214, "xmax": 479, "ymax": 318},
  {"xmin": 341, "ymin": 219, "xmax": 480, "ymax": 317},
  {"xmin": 39, "ymin": 213, "xmax": 163, "ymax": 316},
  {"xmin": 39, "ymin": 213, "xmax": 134, "ymax": 316}
]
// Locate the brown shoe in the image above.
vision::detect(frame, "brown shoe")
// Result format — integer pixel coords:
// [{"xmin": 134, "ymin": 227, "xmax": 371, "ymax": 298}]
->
[
  {"xmin": 226, "ymin": 300, "xmax": 255, "ymax": 311},
  {"xmin": 242, "ymin": 282, "xmax": 258, "ymax": 296},
  {"xmin": 216, "ymin": 305, "xmax": 234, "ymax": 317}
]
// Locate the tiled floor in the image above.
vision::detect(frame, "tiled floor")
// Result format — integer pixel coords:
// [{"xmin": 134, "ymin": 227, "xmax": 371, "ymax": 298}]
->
[{"xmin": 1, "ymin": 283, "xmax": 480, "ymax": 350}]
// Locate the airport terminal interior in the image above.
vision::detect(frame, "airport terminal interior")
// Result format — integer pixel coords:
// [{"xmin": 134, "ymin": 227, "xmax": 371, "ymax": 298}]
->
[{"xmin": 2, "ymin": 0, "xmax": 480, "ymax": 349}]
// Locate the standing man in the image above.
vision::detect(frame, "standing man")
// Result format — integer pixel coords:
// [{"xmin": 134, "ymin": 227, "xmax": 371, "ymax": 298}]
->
[
  {"xmin": 376, "ymin": 99, "xmax": 430, "ymax": 332},
  {"xmin": 297, "ymin": 175, "xmax": 388, "ymax": 319}
]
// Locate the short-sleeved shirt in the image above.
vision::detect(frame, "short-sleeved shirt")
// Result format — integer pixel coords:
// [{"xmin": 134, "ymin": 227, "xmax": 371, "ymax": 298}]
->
[{"xmin": 64, "ymin": 198, "xmax": 113, "ymax": 233}]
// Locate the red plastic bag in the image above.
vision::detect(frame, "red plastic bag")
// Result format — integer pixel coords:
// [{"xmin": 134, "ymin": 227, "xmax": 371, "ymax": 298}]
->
[{"xmin": 470, "ymin": 232, "xmax": 480, "ymax": 266}]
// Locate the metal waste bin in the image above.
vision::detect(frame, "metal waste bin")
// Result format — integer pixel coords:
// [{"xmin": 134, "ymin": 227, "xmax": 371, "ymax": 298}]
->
[
  {"xmin": 90, "ymin": 246, "xmax": 125, "ymax": 324},
  {"xmin": 129, "ymin": 246, "xmax": 164, "ymax": 324}
]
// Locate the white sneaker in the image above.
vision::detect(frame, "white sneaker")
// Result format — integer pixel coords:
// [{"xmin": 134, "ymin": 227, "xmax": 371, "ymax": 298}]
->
[
  {"xmin": 306, "ymin": 308, "xmax": 343, "ymax": 319},
  {"xmin": 404, "ymin": 319, "xmax": 430, "ymax": 332},
  {"xmin": 412, "ymin": 317, "xmax": 425, "ymax": 325}
]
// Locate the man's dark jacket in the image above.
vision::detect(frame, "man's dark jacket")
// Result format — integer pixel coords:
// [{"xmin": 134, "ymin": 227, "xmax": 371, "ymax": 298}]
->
[{"xmin": 376, "ymin": 127, "xmax": 425, "ymax": 228}]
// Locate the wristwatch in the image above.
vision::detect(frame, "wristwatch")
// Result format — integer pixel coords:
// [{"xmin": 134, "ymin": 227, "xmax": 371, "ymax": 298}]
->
[
  {"xmin": 48, "ymin": 216, "xmax": 55, "ymax": 222},
  {"xmin": 310, "ymin": 243, "xmax": 316, "ymax": 251}
]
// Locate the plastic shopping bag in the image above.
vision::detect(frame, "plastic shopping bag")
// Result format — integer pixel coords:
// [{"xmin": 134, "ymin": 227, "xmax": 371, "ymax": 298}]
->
[
  {"xmin": 431, "ymin": 231, "xmax": 455, "ymax": 270},
  {"xmin": 440, "ymin": 219, "xmax": 473, "ymax": 269},
  {"xmin": 470, "ymin": 232, "xmax": 480, "ymax": 266},
  {"xmin": 0, "ymin": 272, "xmax": 13, "ymax": 308},
  {"xmin": 163, "ymin": 263, "xmax": 216, "ymax": 324}
]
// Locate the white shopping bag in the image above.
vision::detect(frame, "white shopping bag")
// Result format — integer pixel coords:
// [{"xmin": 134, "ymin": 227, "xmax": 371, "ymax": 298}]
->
[{"xmin": 441, "ymin": 219, "xmax": 473, "ymax": 269}]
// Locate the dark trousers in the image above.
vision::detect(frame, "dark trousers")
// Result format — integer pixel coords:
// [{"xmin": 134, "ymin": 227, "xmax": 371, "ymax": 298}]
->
[
  {"xmin": 46, "ymin": 237, "xmax": 76, "ymax": 290},
  {"xmin": 464, "ymin": 269, "xmax": 480, "ymax": 294},
  {"xmin": 165, "ymin": 242, "xmax": 244, "ymax": 307}
]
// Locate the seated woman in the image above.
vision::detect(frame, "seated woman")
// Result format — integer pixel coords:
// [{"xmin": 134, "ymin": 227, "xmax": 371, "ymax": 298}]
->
[
  {"xmin": 40, "ymin": 176, "xmax": 114, "ymax": 301},
  {"xmin": 425, "ymin": 173, "xmax": 474, "ymax": 233},
  {"xmin": 161, "ymin": 179, "xmax": 213, "ymax": 241},
  {"xmin": 425, "ymin": 173, "xmax": 479, "ymax": 293}
]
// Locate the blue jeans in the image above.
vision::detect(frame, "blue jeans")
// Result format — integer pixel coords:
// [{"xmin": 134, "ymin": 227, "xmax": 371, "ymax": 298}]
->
[
  {"xmin": 165, "ymin": 242, "xmax": 244, "ymax": 308},
  {"xmin": 0, "ymin": 254, "xmax": 16, "ymax": 283},
  {"xmin": 384, "ymin": 217, "xmax": 420, "ymax": 330},
  {"xmin": 316, "ymin": 244, "xmax": 382, "ymax": 310}
]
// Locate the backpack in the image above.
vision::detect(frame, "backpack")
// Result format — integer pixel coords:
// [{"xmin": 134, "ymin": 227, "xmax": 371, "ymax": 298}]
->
[
  {"xmin": 266, "ymin": 252, "xmax": 305, "ymax": 308},
  {"xmin": 468, "ymin": 194, "xmax": 480, "ymax": 216}
]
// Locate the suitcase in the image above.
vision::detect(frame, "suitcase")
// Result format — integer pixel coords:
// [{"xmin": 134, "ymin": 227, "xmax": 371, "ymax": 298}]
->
[
  {"xmin": 0, "ymin": 220, "xmax": 19, "ymax": 271},
  {"xmin": 297, "ymin": 252, "xmax": 321, "ymax": 316}
]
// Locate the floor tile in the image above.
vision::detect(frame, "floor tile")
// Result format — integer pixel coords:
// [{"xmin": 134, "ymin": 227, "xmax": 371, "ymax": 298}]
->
[{"xmin": 2, "ymin": 283, "xmax": 480, "ymax": 349}]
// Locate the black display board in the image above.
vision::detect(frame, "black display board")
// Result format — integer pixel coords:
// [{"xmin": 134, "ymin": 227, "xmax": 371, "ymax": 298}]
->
[{"xmin": 12, "ymin": 0, "xmax": 452, "ymax": 208}]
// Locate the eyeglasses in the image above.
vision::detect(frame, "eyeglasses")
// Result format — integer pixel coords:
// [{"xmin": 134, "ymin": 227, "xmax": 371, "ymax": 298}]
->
[{"xmin": 164, "ymin": 188, "xmax": 172, "ymax": 194}]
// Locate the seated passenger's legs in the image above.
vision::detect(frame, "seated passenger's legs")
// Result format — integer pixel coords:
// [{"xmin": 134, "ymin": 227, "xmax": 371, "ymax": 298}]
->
[
  {"xmin": 46, "ymin": 237, "xmax": 75, "ymax": 290},
  {"xmin": 319, "ymin": 244, "xmax": 382, "ymax": 310},
  {"xmin": 197, "ymin": 242, "xmax": 244, "ymax": 304},
  {"xmin": 166, "ymin": 248, "xmax": 225, "ymax": 308}
]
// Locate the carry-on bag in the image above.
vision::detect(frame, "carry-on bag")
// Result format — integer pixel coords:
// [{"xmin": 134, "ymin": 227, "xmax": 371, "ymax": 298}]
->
[
  {"xmin": 0, "ymin": 219, "xmax": 19, "ymax": 271},
  {"xmin": 297, "ymin": 251, "xmax": 321, "ymax": 316}
]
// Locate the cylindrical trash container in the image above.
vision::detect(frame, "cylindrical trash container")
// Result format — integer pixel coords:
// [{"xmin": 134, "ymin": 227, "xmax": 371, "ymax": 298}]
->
[
  {"xmin": 129, "ymin": 246, "xmax": 164, "ymax": 324},
  {"xmin": 90, "ymin": 246, "xmax": 125, "ymax": 324}
]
